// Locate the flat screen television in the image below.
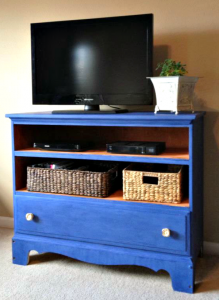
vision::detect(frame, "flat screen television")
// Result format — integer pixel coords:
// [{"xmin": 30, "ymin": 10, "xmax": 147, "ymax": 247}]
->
[{"xmin": 31, "ymin": 14, "xmax": 153, "ymax": 112}]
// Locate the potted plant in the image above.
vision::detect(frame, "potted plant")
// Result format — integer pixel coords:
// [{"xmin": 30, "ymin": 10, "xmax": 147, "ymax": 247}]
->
[{"xmin": 147, "ymin": 59, "xmax": 199, "ymax": 114}]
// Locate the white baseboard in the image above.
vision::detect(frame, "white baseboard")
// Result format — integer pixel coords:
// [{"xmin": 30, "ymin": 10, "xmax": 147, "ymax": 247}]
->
[
  {"xmin": 0, "ymin": 217, "xmax": 218, "ymax": 255},
  {"xmin": 0, "ymin": 217, "xmax": 14, "ymax": 229}
]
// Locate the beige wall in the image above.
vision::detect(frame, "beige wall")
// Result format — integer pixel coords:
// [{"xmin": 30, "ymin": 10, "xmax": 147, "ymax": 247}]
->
[{"xmin": 0, "ymin": 0, "xmax": 219, "ymax": 242}]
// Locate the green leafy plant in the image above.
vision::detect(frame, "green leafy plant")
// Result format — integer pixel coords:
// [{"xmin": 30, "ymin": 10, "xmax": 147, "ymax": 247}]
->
[{"xmin": 156, "ymin": 59, "xmax": 187, "ymax": 76}]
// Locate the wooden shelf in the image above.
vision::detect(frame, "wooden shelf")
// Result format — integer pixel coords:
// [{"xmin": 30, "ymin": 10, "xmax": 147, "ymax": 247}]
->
[
  {"xmin": 15, "ymin": 147, "xmax": 189, "ymax": 164},
  {"xmin": 16, "ymin": 188, "xmax": 189, "ymax": 208}
]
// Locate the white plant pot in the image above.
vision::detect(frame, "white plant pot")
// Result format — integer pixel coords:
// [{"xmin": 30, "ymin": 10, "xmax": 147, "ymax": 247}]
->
[{"xmin": 147, "ymin": 76, "xmax": 199, "ymax": 114}]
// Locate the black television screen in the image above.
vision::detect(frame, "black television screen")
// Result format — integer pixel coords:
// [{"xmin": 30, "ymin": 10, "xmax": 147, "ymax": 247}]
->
[{"xmin": 31, "ymin": 14, "xmax": 153, "ymax": 106}]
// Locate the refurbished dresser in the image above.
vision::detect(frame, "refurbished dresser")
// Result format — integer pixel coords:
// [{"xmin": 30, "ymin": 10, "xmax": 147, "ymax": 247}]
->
[{"xmin": 6, "ymin": 112, "xmax": 204, "ymax": 294}]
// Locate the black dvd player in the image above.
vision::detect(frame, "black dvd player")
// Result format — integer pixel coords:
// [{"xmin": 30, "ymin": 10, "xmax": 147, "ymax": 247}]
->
[
  {"xmin": 106, "ymin": 141, "xmax": 166, "ymax": 155},
  {"xmin": 33, "ymin": 142, "xmax": 91, "ymax": 152}
]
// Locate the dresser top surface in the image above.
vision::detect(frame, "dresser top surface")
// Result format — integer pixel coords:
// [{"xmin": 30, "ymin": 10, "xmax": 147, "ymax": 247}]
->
[{"xmin": 6, "ymin": 111, "xmax": 205, "ymax": 122}]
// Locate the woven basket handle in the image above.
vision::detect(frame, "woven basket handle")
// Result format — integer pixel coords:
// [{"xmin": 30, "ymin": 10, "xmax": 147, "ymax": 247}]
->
[{"xmin": 142, "ymin": 173, "xmax": 159, "ymax": 185}]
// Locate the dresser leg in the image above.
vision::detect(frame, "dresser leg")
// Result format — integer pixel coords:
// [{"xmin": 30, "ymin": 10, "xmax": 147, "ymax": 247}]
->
[
  {"xmin": 12, "ymin": 239, "xmax": 30, "ymax": 266},
  {"xmin": 170, "ymin": 262, "xmax": 194, "ymax": 294}
]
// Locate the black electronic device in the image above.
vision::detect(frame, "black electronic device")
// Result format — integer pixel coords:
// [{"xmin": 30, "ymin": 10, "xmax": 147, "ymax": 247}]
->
[
  {"xmin": 31, "ymin": 14, "xmax": 153, "ymax": 112},
  {"xmin": 106, "ymin": 141, "xmax": 166, "ymax": 155},
  {"xmin": 33, "ymin": 142, "xmax": 91, "ymax": 152}
]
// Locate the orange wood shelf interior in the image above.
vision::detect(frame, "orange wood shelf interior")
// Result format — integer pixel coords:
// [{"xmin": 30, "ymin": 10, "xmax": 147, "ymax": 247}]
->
[{"xmin": 16, "ymin": 147, "xmax": 189, "ymax": 160}]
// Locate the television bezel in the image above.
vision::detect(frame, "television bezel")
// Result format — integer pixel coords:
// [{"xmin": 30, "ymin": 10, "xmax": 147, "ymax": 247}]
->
[{"xmin": 31, "ymin": 14, "xmax": 153, "ymax": 106}]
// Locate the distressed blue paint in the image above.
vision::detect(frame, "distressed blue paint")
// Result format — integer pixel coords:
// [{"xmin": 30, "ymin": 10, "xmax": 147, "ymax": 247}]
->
[
  {"xmin": 6, "ymin": 111, "xmax": 204, "ymax": 127},
  {"xmin": 11, "ymin": 121, "xmax": 17, "ymax": 232},
  {"xmin": 14, "ymin": 150, "xmax": 189, "ymax": 165},
  {"xmin": 189, "ymin": 125, "xmax": 193, "ymax": 211},
  {"xmin": 6, "ymin": 111, "xmax": 205, "ymax": 294},
  {"xmin": 11, "ymin": 120, "xmax": 193, "ymax": 127},
  {"xmin": 5, "ymin": 111, "xmax": 204, "ymax": 120},
  {"xmin": 15, "ymin": 190, "xmax": 190, "ymax": 212},
  {"xmin": 15, "ymin": 195, "xmax": 190, "ymax": 255},
  {"xmin": 12, "ymin": 234, "xmax": 194, "ymax": 293},
  {"xmin": 191, "ymin": 117, "xmax": 204, "ymax": 260}
]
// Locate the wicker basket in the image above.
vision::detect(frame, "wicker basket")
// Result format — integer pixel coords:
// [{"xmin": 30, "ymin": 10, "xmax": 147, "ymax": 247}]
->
[
  {"xmin": 123, "ymin": 163, "xmax": 183, "ymax": 203},
  {"xmin": 27, "ymin": 162, "xmax": 119, "ymax": 197}
]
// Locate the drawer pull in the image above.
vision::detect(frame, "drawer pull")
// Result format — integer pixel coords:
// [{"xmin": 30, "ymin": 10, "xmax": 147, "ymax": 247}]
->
[
  {"xmin": 26, "ymin": 213, "xmax": 34, "ymax": 221},
  {"xmin": 162, "ymin": 228, "xmax": 170, "ymax": 237}
]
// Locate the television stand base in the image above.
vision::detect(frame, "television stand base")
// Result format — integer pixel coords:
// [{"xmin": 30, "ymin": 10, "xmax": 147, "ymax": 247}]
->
[{"xmin": 52, "ymin": 104, "xmax": 129, "ymax": 114}]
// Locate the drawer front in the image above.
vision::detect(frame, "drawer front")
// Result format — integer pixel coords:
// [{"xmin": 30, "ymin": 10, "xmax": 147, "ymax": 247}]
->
[{"xmin": 16, "ymin": 196, "xmax": 189, "ymax": 254}]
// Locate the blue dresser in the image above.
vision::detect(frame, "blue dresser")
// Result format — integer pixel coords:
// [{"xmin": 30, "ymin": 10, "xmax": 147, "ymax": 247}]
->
[{"xmin": 6, "ymin": 112, "xmax": 204, "ymax": 294}]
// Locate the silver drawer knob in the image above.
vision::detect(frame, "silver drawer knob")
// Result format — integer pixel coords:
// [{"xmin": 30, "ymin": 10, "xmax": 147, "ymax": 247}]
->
[
  {"xmin": 26, "ymin": 213, "xmax": 34, "ymax": 221},
  {"xmin": 162, "ymin": 228, "xmax": 171, "ymax": 237}
]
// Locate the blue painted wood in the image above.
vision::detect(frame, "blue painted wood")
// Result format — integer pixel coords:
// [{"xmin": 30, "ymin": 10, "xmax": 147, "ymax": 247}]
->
[
  {"xmin": 11, "ymin": 121, "xmax": 17, "ymax": 232},
  {"xmin": 15, "ymin": 195, "xmax": 190, "ymax": 255},
  {"xmin": 6, "ymin": 111, "xmax": 204, "ymax": 127},
  {"xmin": 6, "ymin": 111, "xmax": 205, "ymax": 294},
  {"xmin": 15, "ymin": 189, "xmax": 191, "ymax": 212},
  {"xmin": 14, "ymin": 150, "xmax": 189, "ymax": 165},
  {"xmin": 12, "ymin": 234, "xmax": 194, "ymax": 293},
  {"xmin": 190, "ymin": 117, "xmax": 204, "ymax": 260},
  {"xmin": 5, "ymin": 111, "xmax": 204, "ymax": 121}
]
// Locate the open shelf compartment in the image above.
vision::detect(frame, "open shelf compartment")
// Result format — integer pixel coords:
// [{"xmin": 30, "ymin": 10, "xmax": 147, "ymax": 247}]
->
[
  {"xmin": 14, "ymin": 125, "xmax": 189, "ymax": 163},
  {"xmin": 15, "ymin": 157, "xmax": 190, "ymax": 208}
]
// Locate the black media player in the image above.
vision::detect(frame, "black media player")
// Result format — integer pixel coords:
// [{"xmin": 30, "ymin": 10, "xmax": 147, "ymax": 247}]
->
[
  {"xmin": 33, "ymin": 142, "xmax": 91, "ymax": 152},
  {"xmin": 106, "ymin": 141, "xmax": 166, "ymax": 155}
]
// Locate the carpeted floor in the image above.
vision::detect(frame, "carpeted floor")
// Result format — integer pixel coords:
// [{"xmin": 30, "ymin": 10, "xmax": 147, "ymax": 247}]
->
[{"xmin": 1, "ymin": 228, "xmax": 219, "ymax": 300}]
